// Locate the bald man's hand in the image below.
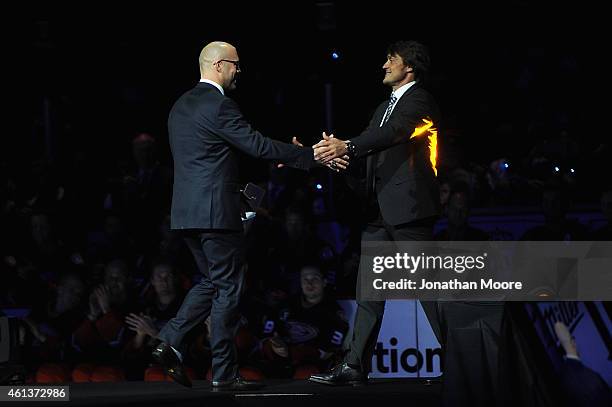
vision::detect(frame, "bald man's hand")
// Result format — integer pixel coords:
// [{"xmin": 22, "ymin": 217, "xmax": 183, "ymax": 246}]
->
[
  {"xmin": 314, "ymin": 133, "xmax": 350, "ymax": 172},
  {"xmin": 276, "ymin": 136, "xmax": 348, "ymax": 172},
  {"xmin": 276, "ymin": 137, "xmax": 306, "ymax": 169},
  {"xmin": 314, "ymin": 132, "xmax": 349, "ymax": 164}
]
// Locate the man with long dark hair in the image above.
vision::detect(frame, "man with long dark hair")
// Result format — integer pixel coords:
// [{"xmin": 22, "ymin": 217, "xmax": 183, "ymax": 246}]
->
[{"xmin": 310, "ymin": 40, "xmax": 442, "ymax": 386}]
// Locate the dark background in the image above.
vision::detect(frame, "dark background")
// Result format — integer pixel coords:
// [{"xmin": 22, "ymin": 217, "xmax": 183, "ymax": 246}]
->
[
  {"xmin": 16, "ymin": 3, "xmax": 604, "ymax": 201},
  {"xmin": 2, "ymin": 3, "xmax": 610, "ymax": 390}
]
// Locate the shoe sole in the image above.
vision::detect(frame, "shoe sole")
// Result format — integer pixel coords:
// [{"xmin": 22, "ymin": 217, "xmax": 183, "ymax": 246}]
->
[
  {"xmin": 152, "ymin": 351, "xmax": 192, "ymax": 388},
  {"xmin": 308, "ymin": 377, "xmax": 365, "ymax": 387},
  {"xmin": 211, "ymin": 386, "xmax": 264, "ymax": 392},
  {"xmin": 167, "ymin": 369, "xmax": 192, "ymax": 388}
]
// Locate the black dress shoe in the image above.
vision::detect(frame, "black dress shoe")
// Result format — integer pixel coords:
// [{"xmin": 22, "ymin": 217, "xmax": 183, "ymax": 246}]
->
[
  {"xmin": 309, "ymin": 362, "xmax": 366, "ymax": 386},
  {"xmin": 211, "ymin": 377, "xmax": 264, "ymax": 392},
  {"xmin": 151, "ymin": 342, "xmax": 192, "ymax": 388}
]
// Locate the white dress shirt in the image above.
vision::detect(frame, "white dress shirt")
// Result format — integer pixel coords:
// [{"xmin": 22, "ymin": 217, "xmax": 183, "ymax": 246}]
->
[
  {"xmin": 199, "ymin": 79, "xmax": 224, "ymax": 95},
  {"xmin": 379, "ymin": 80, "xmax": 416, "ymax": 127}
]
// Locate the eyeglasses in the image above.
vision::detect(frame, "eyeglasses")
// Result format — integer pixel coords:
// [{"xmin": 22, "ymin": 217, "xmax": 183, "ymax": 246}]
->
[{"xmin": 216, "ymin": 59, "xmax": 241, "ymax": 71}]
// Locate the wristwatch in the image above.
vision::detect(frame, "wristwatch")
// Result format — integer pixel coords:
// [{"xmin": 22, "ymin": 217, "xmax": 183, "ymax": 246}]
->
[{"xmin": 345, "ymin": 140, "xmax": 356, "ymax": 158}]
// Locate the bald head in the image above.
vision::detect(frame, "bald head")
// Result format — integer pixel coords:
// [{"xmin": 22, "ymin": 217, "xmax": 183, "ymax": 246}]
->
[
  {"xmin": 198, "ymin": 41, "xmax": 241, "ymax": 91},
  {"xmin": 199, "ymin": 41, "xmax": 237, "ymax": 75}
]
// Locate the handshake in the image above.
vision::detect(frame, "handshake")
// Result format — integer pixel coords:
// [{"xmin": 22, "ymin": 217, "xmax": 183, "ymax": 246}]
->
[{"xmin": 292, "ymin": 132, "xmax": 351, "ymax": 172}]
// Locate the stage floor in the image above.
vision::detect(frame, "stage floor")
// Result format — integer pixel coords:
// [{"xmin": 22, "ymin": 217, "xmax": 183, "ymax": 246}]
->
[{"xmin": 25, "ymin": 378, "xmax": 442, "ymax": 406}]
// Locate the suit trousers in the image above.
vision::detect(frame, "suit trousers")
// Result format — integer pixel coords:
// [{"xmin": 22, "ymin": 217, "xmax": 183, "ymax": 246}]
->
[
  {"xmin": 345, "ymin": 219, "xmax": 440, "ymax": 373},
  {"xmin": 158, "ymin": 229, "xmax": 244, "ymax": 382}
]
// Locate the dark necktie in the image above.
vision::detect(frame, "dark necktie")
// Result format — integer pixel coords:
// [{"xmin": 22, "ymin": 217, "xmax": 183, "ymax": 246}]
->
[
  {"xmin": 370, "ymin": 93, "xmax": 398, "ymax": 199},
  {"xmin": 380, "ymin": 93, "xmax": 398, "ymax": 126}
]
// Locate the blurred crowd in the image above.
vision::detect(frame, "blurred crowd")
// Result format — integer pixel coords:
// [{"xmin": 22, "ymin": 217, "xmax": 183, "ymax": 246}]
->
[{"xmin": 1, "ymin": 125, "xmax": 610, "ymax": 384}]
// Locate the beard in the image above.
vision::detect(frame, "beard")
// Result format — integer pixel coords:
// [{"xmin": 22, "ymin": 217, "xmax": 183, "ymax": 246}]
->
[
  {"xmin": 382, "ymin": 74, "xmax": 397, "ymax": 86},
  {"xmin": 228, "ymin": 78, "xmax": 237, "ymax": 90},
  {"xmin": 383, "ymin": 71, "xmax": 407, "ymax": 86}
]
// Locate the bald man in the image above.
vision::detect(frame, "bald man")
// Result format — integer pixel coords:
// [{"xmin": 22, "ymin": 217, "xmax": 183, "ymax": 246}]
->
[{"xmin": 152, "ymin": 41, "xmax": 315, "ymax": 391}]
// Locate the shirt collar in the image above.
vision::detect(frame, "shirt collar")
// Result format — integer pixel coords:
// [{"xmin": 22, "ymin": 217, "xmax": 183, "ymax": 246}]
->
[
  {"xmin": 199, "ymin": 79, "xmax": 224, "ymax": 95},
  {"xmin": 392, "ymin": 80, "xmax": 416, "ymax": 101}
]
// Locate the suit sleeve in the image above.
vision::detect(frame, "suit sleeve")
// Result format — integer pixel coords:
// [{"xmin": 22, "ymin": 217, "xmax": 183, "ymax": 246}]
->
[
  {"xmin": 349, "ymin": 91, "xmax": 432, "ymax": 158},
  {"xmin": 215, "ymin": 98, "xmax": 314, "ymax": 170},
  {"xmin": 339, "ymin": 104, "xmax": 379, "ymax": 181}
]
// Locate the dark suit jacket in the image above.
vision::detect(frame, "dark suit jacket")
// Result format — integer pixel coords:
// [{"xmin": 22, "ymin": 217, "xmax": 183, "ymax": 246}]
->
[
  {"xmin": 168, "ymin": 82, "xmax": 313, "ymax": 231},
  {"xmin": 349, "ymin": 84, "xmax": 441, "ymax": 226},
  {"xmin": 560, "ymin": 358, "xmax": 611, "ymax": 407}
]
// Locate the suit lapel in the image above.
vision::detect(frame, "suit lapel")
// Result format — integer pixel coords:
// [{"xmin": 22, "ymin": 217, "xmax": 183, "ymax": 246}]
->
[
  {"xmin": 371, "ymin": 83, "xmax": 420, "ymax": 131},
  {"xmin": 367, "ymin": 84, "xmax": 421, "ymax": 193},
  {"xmin": 400, "ymin": 83, "xmax": 419, "ymax": 100}
]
